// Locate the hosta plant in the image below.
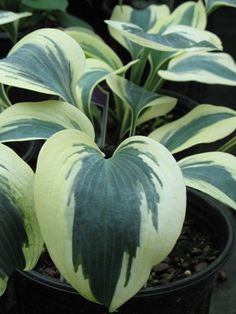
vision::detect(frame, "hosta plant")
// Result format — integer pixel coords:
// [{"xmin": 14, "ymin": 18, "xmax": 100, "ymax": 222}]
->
[{"xmin": 0, "ymin": 1, "xmax": 236, "ymax": 312}]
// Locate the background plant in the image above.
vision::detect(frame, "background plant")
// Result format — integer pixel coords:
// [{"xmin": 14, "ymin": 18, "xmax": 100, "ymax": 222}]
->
[{"xmin": 0, "ymin": 0, "xmax": 91, "ymax": 43}]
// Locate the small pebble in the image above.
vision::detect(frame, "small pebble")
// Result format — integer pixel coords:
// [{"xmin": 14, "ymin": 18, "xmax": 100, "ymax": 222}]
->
[
  {"xmin": 184, "ymin": 270, "xmax": 192, "ymax": 277},
  {"xmin": 152, "ymin": 262, "xmax": 169, "ymax": 273}
]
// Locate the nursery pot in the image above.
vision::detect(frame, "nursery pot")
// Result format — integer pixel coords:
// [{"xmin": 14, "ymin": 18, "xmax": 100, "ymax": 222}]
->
[{"xmin": 6, "ymin": 190, "xmax": 233, "ymax": 314}]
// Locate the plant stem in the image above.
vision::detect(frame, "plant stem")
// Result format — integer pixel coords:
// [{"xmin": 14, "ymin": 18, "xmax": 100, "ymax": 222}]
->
[
  {"xmin": 129, "ymin": 115, "xmax": 137, "ymax": 137},
  {"xmin": 119, "ymin": 107, "xmax": 130, "ymax": 139},
  {"xmin": 152, "ymin": 77, "xmax": 165, "ymax": 93},
  {"xmin": 130, "ymin": 48, "xmax": 150, "ymax": 85},
  {"xmin": 218, "ymin": 136, "xmax": 236, "ymax": 153},
  {"xmin": 100, "ymin": 90, "xmax": 110, "ymax": 149}
]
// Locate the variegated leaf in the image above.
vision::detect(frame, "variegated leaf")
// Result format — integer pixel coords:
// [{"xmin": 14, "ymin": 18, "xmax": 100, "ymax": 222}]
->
[
  {"xmin": 0, "ymin": 10, "xmax": 31, "ymax": 25},
  {"xmin": 205, "ymin": 0, "xmax": 236, "ymax": 14},
  {"xmin": 0, "ymin": 84, "xmax": 11, "ymax": 112},
  {"xmin": 106, "ymin": 21, "xmax": 222, "ymax": 52},
  {"xmin": 153, "ymin": 0, "xmax": 207, "ymax": 33},
  {"xmin": 65, "ymin": 27, "xmax": 123, "ymax": 70},
  {"xmin": 158, "ymin": 52, "xmax": 236, "ymax": 85},
  {"xmin": 146, "ymin": 0, "xmax": 207, "ymax": 90},
  {"xmin": 0, "ymin": 143, "xmax": 43, "ymax": 295},
  {"xmin": 0, "ymin": 28, "xmax": 86, "ymax": 107},
  {"xmin": 76, "ymin": 58, "xmax": 138, "ymax": 119},
  {"xmin": 106, "ymin": 74, "xmax": 177, "ymax": 136},
  {"xmin": 108, "ymin": 4, "xmax": 170, "ymax": 58},
  {"xmin": 149, "ymin": 104, "xmax": 236, "ymax": 154},
  {"xmin": 34, "ymin": 129, "xmax": 186, "ymax": 311},
  {"xmin": 0, "ymin": 10, "xmax": 32, "ymax": 43},
  {"xmin": 0, "ymin": 100, "xmax": 95, "ymax": 142},
  {"xmin": 179, "ymin": 152, "xmax": 236, "ymax": 209}
]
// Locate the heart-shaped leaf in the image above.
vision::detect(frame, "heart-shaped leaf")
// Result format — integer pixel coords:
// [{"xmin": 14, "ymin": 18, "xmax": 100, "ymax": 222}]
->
[{"xmin": 34, "ymin": 129, "xmax": 186, "ymax": 311}]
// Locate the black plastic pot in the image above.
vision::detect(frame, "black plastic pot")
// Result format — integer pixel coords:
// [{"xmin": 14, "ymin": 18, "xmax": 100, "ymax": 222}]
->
[{"xmin": 4, "ymin": 190, "xmax": 233, "ymax": 314}]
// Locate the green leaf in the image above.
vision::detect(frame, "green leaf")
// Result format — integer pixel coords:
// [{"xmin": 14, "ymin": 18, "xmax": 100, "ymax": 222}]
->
[
  {"xmin": 0, "ymin": 100, "xmax": 95, "ymax": 142},
  {"xmin": 106, "ymin": 21, "xmax": 222, "ymax": 52},
  {"xmin": 179, "ymin": 152, "xmax": 236, "ymax": 209},
  {"xmin": 22, "ymin": 0, "xmax": 68, "ymax": 11},
  {"xmin": 204, "ymin": 0, "xmax": 236, "ymax": 14},
  {"xmin": 158, "ymin": 52, "xmax": 236, "ymax": 85},
  {"xmin": 0, "ymin": 143, "xmax": 43, "ymax": 295},
  {"xmin": 0, "ymin": 28, "xmax": 86, "ymax": 107},
  {"xmin": 149, "ymin": 104, "xmax": 236, "ymax": 154},
  {"xmin": 54, "ymin": 12, "xmax": 93, "ymax": 29},
  {"xmin": 106, "ymin": 74, "xmax": 177, "ymax": 136},
  {"xmin": 34, "ymin": 129, "xmax": 186, "ymax": 311}
]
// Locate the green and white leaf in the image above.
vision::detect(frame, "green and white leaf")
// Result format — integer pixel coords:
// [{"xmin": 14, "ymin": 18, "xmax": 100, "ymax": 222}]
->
[
  {"xmin": 0, "ymin": 144, "xmax": 43, "ymax": 295},
  {"xmin": 76, "ymin": 59, "xmax": 115, "ymax": 118},
  {"xmin": 0, "ymin": 28, "xmax": 86, "ymax": 107},
  {"xmin": 34, "ymin": 129, "xmax": 186, "ymax": 311},
  {"xmin": 204, "ymin": 0, "xmax": 236, "ymax": 14},
  {"xmin": 65, "ymin": 27, "xmax": 123, "ymax": 70},
  {"xmin": 108, "ymin": 4, "xmax": 170, "ymax": 58},
  {"xmin": 159, "ymin": 52, "xmax": 236, "ymax": 85},
  {"xmin": 146, "ymin": 0, "xmax": 207, "ymax": 90},
  {"xmin": 106, "ymin": 21, "xmax": 222, "ymax": 52},
  {"xmin": 149, "ymin": 104, "xmax": 236, "ymax": 154},
  {"xmin": 153, "ymin": 0, "xmax": 207, "ymax": 33},
  {"xmin": 0, "ymin": 84, "xmax": 11, "ymax": 112},
  {"xmin": 76, "ymin": 58, "xmax": 138, "ymax": 119},
  {"xmin": 0, "ymin": 10, "xmax": 31, "ymax": 25},
  {"xmin": 0, "ymin": 100, "xmax": 95, "ymax": 142},
  {"xmin": 0, "ymin": 10, "xmax": 31, "ymax": 42},
  {"xmin": 179, "ymin": 152, "xmax": 236, "ymax": 209},
  {"xmin": 106, "ymin": 74, "xmax": 177, "ymax": 136}
]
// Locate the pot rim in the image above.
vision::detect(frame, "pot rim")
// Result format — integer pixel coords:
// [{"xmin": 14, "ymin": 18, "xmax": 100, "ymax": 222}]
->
[{"xmin": 16, "ymin": 190, "xmax": 234, "ymax": 298}]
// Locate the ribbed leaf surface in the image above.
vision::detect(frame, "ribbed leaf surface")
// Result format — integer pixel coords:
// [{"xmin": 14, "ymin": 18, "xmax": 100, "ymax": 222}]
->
[{"xmin": 34, "ymin": 129, "xmax": 186, "ymax": 311}]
